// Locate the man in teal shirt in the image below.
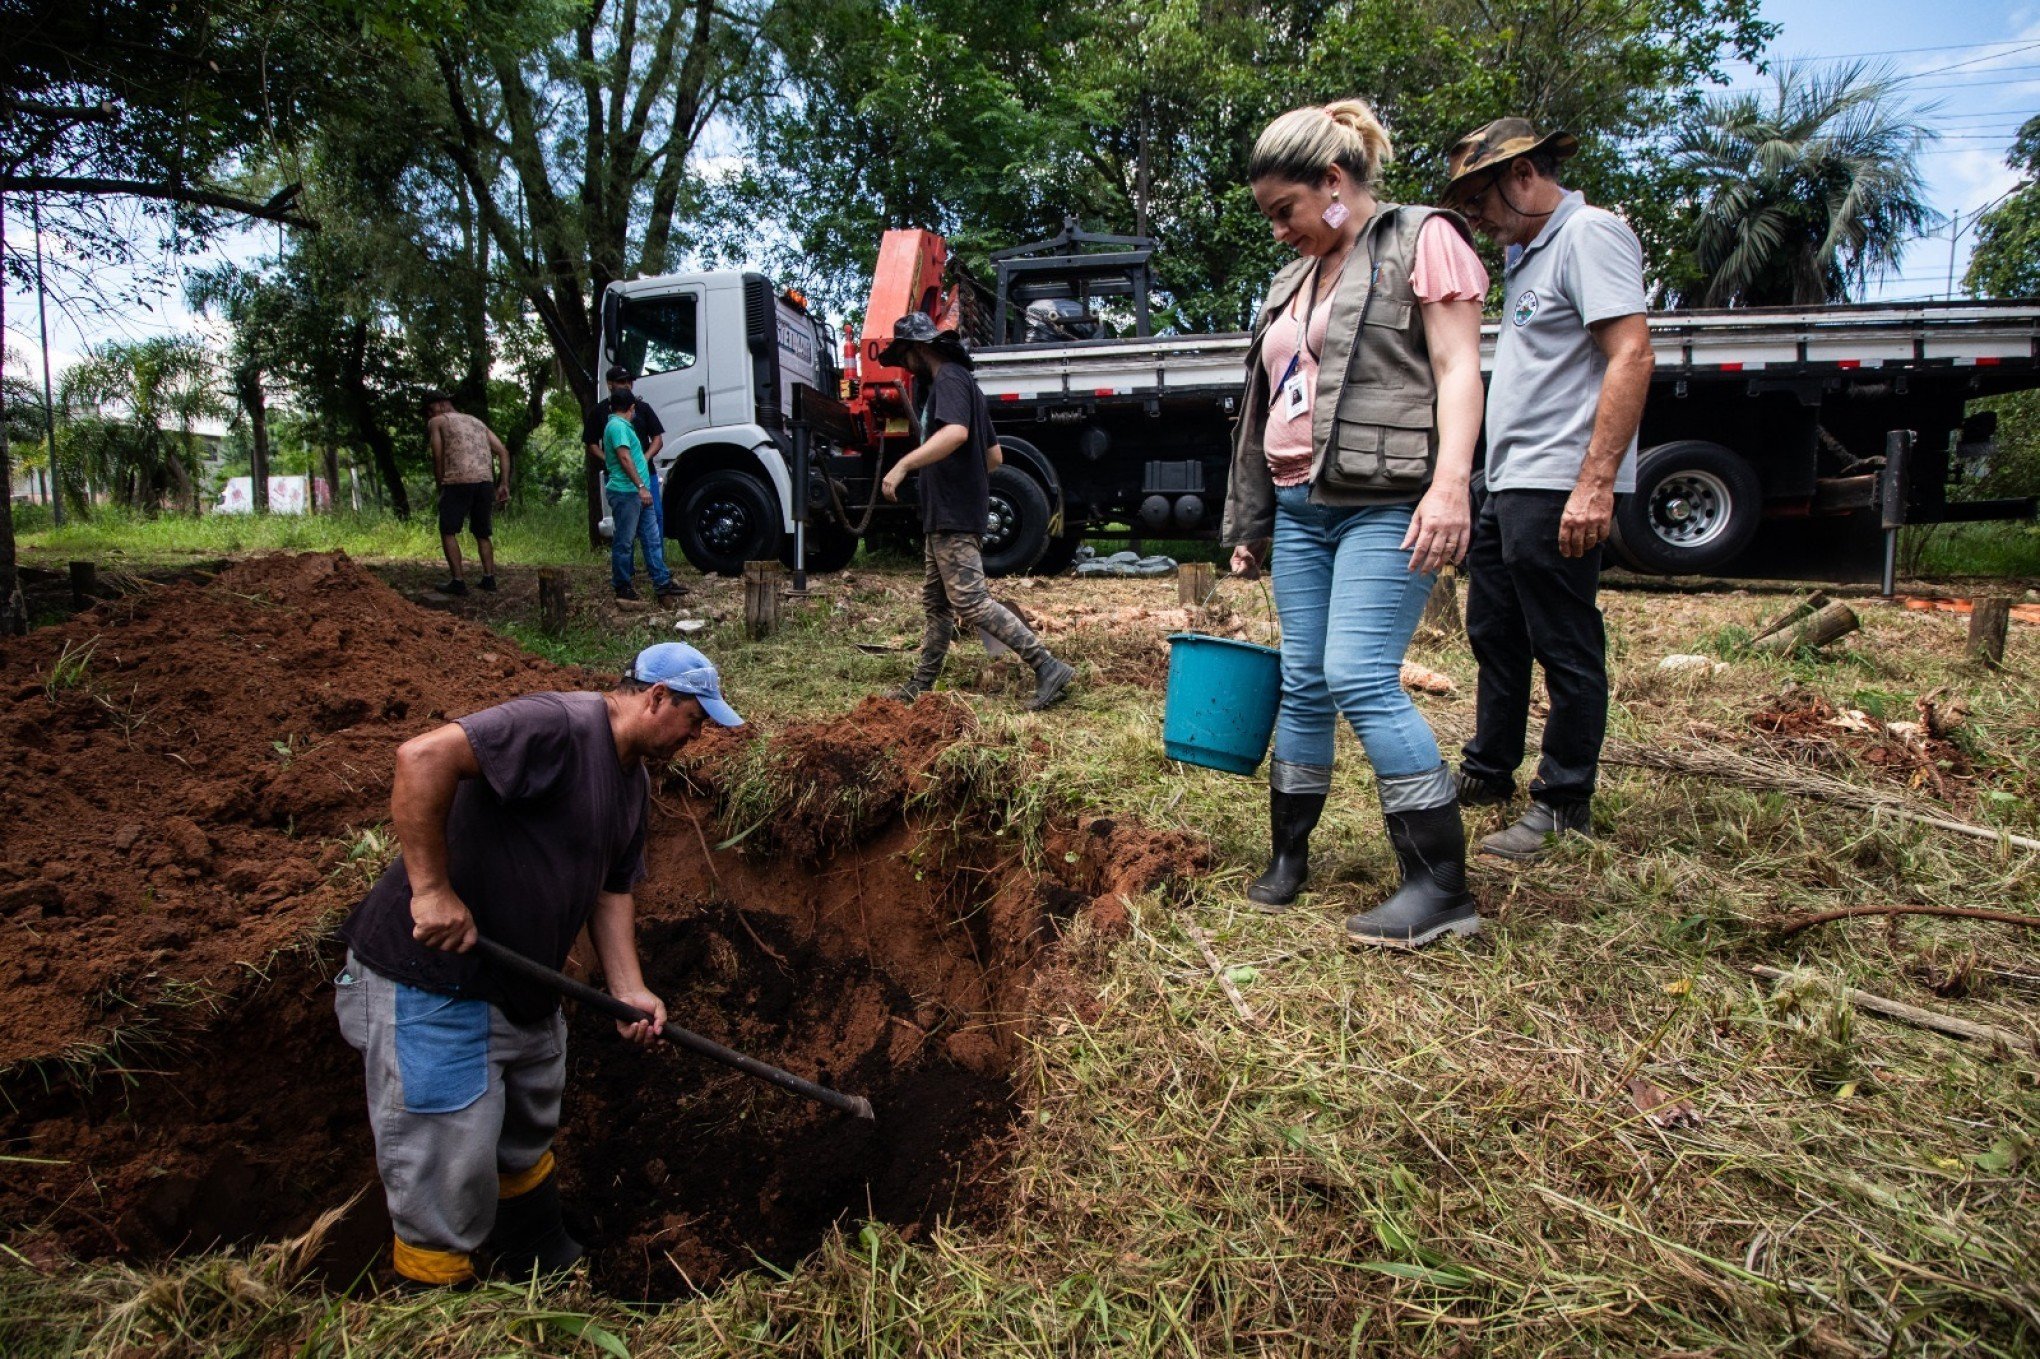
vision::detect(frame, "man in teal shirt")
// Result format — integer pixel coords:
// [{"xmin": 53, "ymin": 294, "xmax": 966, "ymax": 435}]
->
[{"xmin": 603, "ymin": 393, "xmax": 681, "ymax": 603}]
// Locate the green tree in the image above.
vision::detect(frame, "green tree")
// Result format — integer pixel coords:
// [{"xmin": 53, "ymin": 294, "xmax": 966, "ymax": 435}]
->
[
  {"xmin": 756, "ymin": 0, "xmax": 1771, "ymax": 328},
  {"xmin": 1963, "ymin": 115, "xmax": 2040, "ymax": 300},
  {"xmin": 1669, "ymin": 61, "xmax": 1934, "ymax": 307}
]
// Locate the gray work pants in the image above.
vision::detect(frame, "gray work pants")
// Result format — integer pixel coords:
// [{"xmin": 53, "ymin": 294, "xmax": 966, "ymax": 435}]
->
[
  {"xmin": 334, "ymin": 950, "xmax": 566, "ymax": 1264},
  {"xmin": 908, "ymin": 531, "xmax": 1055, "ymax": 688}
]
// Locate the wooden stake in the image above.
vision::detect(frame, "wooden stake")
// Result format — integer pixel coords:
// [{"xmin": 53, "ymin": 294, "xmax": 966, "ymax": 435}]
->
[
  {"xmin": 1185, "ymin": 921, "xmax": 1256, "ymax": 1024},
  {"xmin": 68, "ymin": 560, "xmax": 97, "ymax": 609},
  {"xmin": 1418, "ymin": 566, "xmax": 1463, "ymax": 641},
  {"xmin": 1178, "ymin": 561, "xmax": 1215, "ymax": 607},
  {"xmin": 1749, "ymin": 590, "xmax": 1830, "ymax": 646},
  {"xmin": 742, "ymin": 560, "xmax": 783, "ymax": 640},
  {"xmin": 1747, "ymin": 965, "xmax": 2035, "ymax": 1054},
  {"xmin": 537, "ymin": 568, "xmax": 569, "ymax": 636},
  {"xmin": 1967, "ymin": 597, "xmax": 2010, "ymax": 669},
  {"xmin": 1751, "ymin": 600, "xmax": 1859, "ymax": 655}
]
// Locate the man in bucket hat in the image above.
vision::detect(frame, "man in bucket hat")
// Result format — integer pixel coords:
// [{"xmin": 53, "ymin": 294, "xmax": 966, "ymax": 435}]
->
[
  {"xmin": 332, "ymin": 643, "xmax": 740, "ymax": 1288},
  {"xmin": 877, "ymin": 313, "xmax": 1075, "ymax": 712},
  {"xmin": 1439, "ymin": 118, "xmax": 1655, "ymax": 860}
]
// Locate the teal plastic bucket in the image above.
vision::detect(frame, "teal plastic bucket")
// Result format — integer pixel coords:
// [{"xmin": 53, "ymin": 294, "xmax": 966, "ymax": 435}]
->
[{"xmin": 1163, "ymin": 632, "xmax": 1282, "ymax": 776}]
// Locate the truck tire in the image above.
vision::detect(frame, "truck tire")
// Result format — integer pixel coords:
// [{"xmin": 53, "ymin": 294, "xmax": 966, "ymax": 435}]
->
[
  {"xmin": 1032, "ymin": 528, "xmax": 1087, "ymax": 576},
  {"xmin": 675, "ymin": 468, "xmax": 780, "ymax": 577},
  {"xmin": 780, "ymin": 524, "xmax": 859, "ymax": 574},
  {"xmin": 982, "ymin": 465, "xmax": 1051, "ymax": 577},
  {"xmin": 1611, "ymin": 441, "xmax": 1763, "ymax": 575}
]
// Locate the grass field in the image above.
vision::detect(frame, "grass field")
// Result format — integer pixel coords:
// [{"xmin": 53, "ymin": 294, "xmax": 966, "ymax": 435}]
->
[{"xmin": 4, "ymin": 547, "xmax": 2038, "ymax": 1357}]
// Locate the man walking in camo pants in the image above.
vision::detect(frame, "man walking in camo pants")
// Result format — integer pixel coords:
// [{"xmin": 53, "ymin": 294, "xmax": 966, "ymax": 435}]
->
[{"xmin": 876, "ymin": 313, "xmax": 1075, "ymax": 711}]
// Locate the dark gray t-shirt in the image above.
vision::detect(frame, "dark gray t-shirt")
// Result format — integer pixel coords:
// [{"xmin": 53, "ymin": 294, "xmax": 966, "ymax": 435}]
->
[
  {"xmin": 338, "ymin": 691, "xmax": 649, "ymax": 1025},
  {"xmin": 918, "ymin": 362, "xmax": 993, "ymax": 534}
]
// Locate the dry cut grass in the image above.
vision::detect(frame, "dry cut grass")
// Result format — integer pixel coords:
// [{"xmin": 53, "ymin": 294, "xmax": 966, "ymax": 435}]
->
[{"xmin": 4, "ymin": 567, "xmax": 2038, "ymax": 1357}]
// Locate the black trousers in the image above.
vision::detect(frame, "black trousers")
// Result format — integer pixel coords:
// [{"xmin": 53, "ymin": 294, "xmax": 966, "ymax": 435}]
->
[{"xmin": 1461, "ymin": 489, "xmax": 1609, "ymax": 808}]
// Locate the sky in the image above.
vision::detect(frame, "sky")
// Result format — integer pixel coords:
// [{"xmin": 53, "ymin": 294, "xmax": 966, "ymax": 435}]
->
[{"xmin": 5, "ymin": 0, "xmax": 2038, "ymax": 383}]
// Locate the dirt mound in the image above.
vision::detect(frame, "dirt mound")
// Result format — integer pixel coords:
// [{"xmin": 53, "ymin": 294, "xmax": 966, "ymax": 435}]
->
[
  {"xmin": 0, "ymin": 551, "xmax": 576, "ymax": 1070},
  {"xmin": 0, "ymin": 554, "xmax": 1207, "ymax": 1295},
  {"xmin": 1747, "ymin": 689, "xmax": 1974, "ymax": 803}
]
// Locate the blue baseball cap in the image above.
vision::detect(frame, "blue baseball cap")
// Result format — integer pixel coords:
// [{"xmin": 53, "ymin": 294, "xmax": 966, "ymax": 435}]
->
[{"xmin": 626, "ymin": 642, "xmax": 743, "ymax": 727}]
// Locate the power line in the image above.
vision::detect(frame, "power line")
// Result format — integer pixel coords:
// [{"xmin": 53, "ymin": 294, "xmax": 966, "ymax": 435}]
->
[
  {"xmin": 1746, "ymin": 38, "xmax": 2040, "ymax": 62},
  {"xmin": 1906, "ymin": 41, "xmax": 2040, "ymax": 79}
]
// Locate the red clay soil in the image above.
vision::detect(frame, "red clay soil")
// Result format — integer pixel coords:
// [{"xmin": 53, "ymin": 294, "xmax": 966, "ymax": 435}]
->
[
  {"xmin": 0, "ymin": 552, "xmax": 577, "ymax": 1071},
  {"xmin": 0, "ymin": 554, "xmax": 1207, "ymax": 1294},
  {"xmin": 1746, "ymin": 689, "xmax": 1975, "ymax": 803}
]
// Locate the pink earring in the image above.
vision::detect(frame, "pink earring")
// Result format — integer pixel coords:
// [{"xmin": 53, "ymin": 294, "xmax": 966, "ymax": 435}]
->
[{"xmin": 1322, "ymin": 194, "xmax": 1350, "ymax": 229}]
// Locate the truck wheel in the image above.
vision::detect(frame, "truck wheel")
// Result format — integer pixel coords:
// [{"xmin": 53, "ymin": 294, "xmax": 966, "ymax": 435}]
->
[
  {"xmin": 981, "ymin": 465, "xmax": 1051, "ymax": 577},
  {"xmin": 676, "ymin": 468, "xmax": 780, "ymax": 577},
  {"xmin": 1032, "ymin": 528, "xmax": 1086, "ymax": 576},
  {"xmin": 1611, "ymin": 441, "xmax": 1763, "ymax": 575},
  {"xmin": 780, "ymin": 525, "xmax": 859, "ymax": 574}
]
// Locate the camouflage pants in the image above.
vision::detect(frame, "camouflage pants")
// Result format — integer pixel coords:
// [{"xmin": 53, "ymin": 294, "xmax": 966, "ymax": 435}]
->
[{"xmin": 907, "ymin": 532, "xmax": 1055, "ymax": 689}]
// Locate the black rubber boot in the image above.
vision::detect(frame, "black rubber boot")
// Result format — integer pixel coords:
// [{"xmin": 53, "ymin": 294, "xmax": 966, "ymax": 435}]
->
[
  {"xmin": 1345, "ymin": 801, "xmax": 1481, "ymax": 948},
  {"xmin": 1247, "ymin": 788, "xmax": 1327, "ymax": 910},
  {"xmin": 488, "ymin": 1174, "xmax": 583, "ymax": 1280}
]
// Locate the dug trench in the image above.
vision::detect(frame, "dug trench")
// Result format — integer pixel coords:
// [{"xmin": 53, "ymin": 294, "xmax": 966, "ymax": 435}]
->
[{"xmin": 0, "ymin": 553, "xmax": 1205, "ymax": 1300}]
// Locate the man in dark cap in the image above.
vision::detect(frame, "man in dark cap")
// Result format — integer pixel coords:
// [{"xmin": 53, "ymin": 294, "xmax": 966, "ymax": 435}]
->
[
  {"xmin": 877, "ymin": 313, "xmax": 1074, "ymax": 711},
  {"xmin": 1438, "ymin": 119, "xmax": 1655, "ymax": 860}
]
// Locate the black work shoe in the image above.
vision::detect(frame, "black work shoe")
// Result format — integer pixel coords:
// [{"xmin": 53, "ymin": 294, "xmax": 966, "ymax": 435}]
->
[
  {"xmin": 1024, "ymin": 659, "xmax": 1075, "ymax": 712},
  {"xmin": 1479, "ymin": 799, "xmax": 1591, "ymax": 861},
  {"xmin": 1247, "ymin": 788, "xmax": 1327, "ymax": 910},
  {"xmin": 1346, "ymin": 802, "xmax": 1482, "ymax": 948},
  {"xmin": 613, "ymin": 583, "xmax": 639, "ymax": 602},
  {"xmin": 440, "ymin": 579, "xmax": 469, "ymax": 597},
  {"xmin": 479, "ymin": 575, "xmax": 497, "ymax": 593},
  {"xmin": 1456, "ymin": 768, "xmax": 1514, "ymax": 806},
  {"xmin": 655, "ymin": 585, "xmax": 686, "ymax": 604},
  {"xmin": 488, "ymin": 1174, "xmax": 584, "ymax": 1281}
]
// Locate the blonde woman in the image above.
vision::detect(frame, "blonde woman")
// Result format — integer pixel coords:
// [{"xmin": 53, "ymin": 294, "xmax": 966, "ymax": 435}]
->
[{"xmin": 1219, "ymin": 100, "xmax": 1489, "ymax": 948}]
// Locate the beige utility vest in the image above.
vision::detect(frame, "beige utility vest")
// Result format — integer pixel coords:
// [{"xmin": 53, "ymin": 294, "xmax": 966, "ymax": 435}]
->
[{"xmin": 1221, "ymin": 203, "xmax": 1475, "ymax": 545}]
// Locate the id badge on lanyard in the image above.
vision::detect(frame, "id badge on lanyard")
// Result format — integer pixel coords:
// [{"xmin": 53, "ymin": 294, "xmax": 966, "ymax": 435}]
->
[{"xmin": 1277, "ymin": 354, "xmax": 1309, "ymax": 422}]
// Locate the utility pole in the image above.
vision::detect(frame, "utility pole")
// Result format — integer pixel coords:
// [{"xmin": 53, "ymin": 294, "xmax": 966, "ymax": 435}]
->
[
  {"xmin": 1943, "ymin": 186, "xmax": 2021, "ymax": 299},
  {"xmin": 31, "ymin": 197, "xmax": 63, "ymax": 526}
]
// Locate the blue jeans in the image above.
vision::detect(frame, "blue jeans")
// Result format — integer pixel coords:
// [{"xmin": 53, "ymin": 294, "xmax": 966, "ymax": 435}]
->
[
  {"xmin": 1270, "ymin": 483, "xmax": 1439, "ymax": 778},
  {"xmin": 609, "ymin": 486, "xmax": 674, "ymax": 592}
]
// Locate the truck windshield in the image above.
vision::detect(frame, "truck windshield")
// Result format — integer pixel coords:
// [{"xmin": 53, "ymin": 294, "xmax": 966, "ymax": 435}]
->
[{"xmin": 617, "ymin": 294, "xmax": 698, "ymax": 376}]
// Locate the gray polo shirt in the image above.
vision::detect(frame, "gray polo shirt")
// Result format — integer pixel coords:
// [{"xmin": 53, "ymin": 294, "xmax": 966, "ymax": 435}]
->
[{"xmin": 1484, "ymin": 191, "xmax": 1648, "ymax": 494}]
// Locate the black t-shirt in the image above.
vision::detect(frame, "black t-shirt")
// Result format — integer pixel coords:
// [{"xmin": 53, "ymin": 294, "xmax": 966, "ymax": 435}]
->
[
  {"xmin": 337, "ymin": 692, "xmax": 649, "ymax": 1025},
  {"xmin": 581, "ymin": 402, "xmax": 665, "ymax": 454},
  {"xmin": 917, "ymin": 363, "xmax": 994, "ymax": 534}
]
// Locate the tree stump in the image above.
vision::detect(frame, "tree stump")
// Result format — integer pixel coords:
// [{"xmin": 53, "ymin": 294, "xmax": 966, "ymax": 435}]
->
[
  {"xmin": 68, "ymin": 561, "xmax": 97, "ymax": 610},
  {"xmin": 537, "ymin": 569, "xmax": 570, "ymax": 637},
  {"xmin": 1967, "ymin": 597, "xmax": 2010, "ymax": 669},
  {"xmin": 743, "ymin": 560, "xmax": 783, "ymax": 640},
  {"xmin": 1752, "ymin": 600, "xmax": 1859, "ymax": 655},
  {"xmin": 1417, "ymin": 566, "xmax": 1462, "ymax": 641},
  {"xmin": 1178, "ymin": 561, "xmax": 1215, "ymax": 607}
]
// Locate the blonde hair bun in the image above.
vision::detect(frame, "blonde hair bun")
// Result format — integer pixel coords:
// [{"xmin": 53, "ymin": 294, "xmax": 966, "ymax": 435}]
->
[{"xmin": 1248, "ymin": 99, "xmax": 1393, "ymax": 187}]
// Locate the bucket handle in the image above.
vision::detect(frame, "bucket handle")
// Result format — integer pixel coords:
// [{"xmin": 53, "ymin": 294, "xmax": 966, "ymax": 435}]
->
[{"xmin": 1197, "ymin": 565, "xmax": 1281, "ymax": 646}]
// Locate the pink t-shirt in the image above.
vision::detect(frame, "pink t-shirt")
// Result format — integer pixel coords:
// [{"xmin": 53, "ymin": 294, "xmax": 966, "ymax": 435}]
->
[{"xmin": 1261, "ymin": 218, "xmax": 1489, "ymax": 486}]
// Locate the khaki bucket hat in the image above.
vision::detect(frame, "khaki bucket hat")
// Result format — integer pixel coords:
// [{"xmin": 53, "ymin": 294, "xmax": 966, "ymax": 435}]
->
[{"xmin": 1439, "ymin": 117, "xmax": 1579, "ymax": 208}]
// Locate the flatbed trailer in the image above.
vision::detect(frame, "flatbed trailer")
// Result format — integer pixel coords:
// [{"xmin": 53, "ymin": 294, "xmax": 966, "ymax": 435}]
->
[{"xmin": 600, "ymin": 226, "xmax": 2040, "ymax": 579}]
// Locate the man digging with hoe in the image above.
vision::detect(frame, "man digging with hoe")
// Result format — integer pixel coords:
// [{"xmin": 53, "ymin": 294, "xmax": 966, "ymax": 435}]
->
[{"xmin": 333, "ymin": 642, "xmax": 743, "ymax": 1288}]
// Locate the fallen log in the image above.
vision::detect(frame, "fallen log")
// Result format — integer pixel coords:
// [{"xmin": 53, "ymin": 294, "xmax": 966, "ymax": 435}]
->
[
  {"xmin": 1748, "ymin": 590, "xmax": 1830, "ymax": 646},
  {"xmin": 1751, "ymin": 600, "xmax": 1859, "ymax": 655},
  {"xmin": 1748, "ymin": 964, "xmax": 2035, "ymax": 1054}
]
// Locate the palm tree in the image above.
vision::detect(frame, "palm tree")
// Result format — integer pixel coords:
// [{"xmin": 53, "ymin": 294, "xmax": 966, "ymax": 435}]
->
[
  {"xmin": 1671, "ymin": 61, "xmax": 1934, "ymax": 307},
  {"xmin": 62, "ymin": 338, "xmax": 226, "ymax": 512}
]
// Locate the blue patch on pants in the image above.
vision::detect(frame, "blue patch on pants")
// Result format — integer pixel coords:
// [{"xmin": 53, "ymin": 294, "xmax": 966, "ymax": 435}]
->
[{"xmin": 393, "ymin": 984, "xmax": 491, "ymax": 1114}]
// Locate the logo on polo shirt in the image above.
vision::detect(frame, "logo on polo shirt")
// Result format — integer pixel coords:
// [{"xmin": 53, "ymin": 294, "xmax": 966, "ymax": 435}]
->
[{"xmin": 1512, "ymin": 290, "xmax": 1541, "ymax": 327}]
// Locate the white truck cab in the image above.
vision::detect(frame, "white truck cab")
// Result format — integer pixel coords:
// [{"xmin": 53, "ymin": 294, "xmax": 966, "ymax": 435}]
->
[{"xmin": 598, "ymin": 270, "xmax": 837, "ymax": 574}]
